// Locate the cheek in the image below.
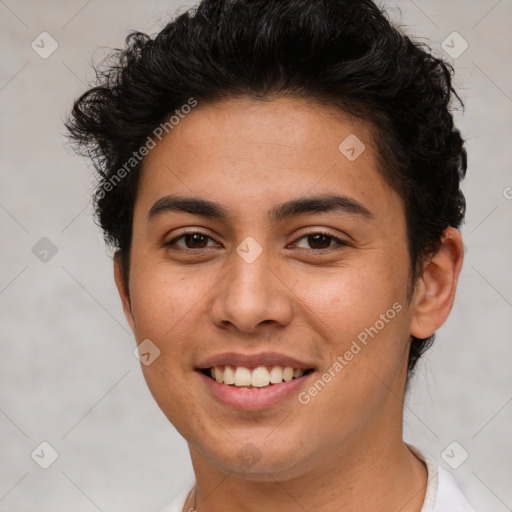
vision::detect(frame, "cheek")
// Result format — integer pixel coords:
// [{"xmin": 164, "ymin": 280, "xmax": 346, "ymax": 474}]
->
[
  {"xmin": 293, "ymin": 258, "xmax": 407, "ymax": 338},
  {"xmin": 128, "ymin": 261, "xmax": 208, "ymax": 430},
  {"xmin": 293, "ymin": 253, "xmax": 412, "ymax": 407},
  {"xmin": 129, "ymin": 274, "xmax": 179, "ymax": 334},
  {"xmin": 123, "ymin": 248, "xmax": 203, "ymax": 434},
  {"xmin": 127, "ymin": 255, "xmax": 202, "ymax": 347}
]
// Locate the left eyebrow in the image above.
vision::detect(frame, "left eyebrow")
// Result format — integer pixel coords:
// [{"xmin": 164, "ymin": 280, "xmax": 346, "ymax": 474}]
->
[
  {"xmin": 270, "ymin": 194, "xmax": 373, "ymax": 222},
  {"xmin": 147, "ymin": 193, "xmax": 374, "ymax": 223}
]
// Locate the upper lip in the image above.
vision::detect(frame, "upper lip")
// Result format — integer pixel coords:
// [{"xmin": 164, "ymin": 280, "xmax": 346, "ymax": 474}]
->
[{"xmin": 196, "ymin": 352, "xmax": 316, "ymax": 370}]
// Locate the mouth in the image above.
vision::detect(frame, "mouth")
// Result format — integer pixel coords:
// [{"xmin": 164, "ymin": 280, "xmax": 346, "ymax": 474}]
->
[
  {"xmin": 195, "ymin": 352, "xmax": 317, "ymax": 410},
  {"xmin": 198, "ymin": 365, "xmax": 316, "ymax": 389}
]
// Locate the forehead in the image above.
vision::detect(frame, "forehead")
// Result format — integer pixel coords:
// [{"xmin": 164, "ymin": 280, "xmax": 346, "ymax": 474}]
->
[{"xmin": 134, "ymin": 96, "xmax": 401, "ymax": 224}]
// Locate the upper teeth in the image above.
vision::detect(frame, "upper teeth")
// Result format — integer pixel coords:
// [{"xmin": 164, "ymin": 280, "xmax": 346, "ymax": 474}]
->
[{"xmin": 210, "ymin": 365, "xmax": 305, "ymax": 387}]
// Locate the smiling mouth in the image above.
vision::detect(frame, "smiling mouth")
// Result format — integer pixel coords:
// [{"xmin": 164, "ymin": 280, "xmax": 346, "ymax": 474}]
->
[{"xmin": 199, "ymin": 365, "xmax": 315, "ymax": 389}]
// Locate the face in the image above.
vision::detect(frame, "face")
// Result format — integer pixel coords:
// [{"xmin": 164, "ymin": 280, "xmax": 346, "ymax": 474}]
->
[{"xmin": 116, "ymin": 96, "xmax": 419, "ymax": 479}]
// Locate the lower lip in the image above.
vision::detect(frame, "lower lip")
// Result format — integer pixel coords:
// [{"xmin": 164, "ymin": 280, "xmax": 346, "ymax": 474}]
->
[{"xmin": 197, "ymin": 370, "xmax": 315, "ymax": 411}]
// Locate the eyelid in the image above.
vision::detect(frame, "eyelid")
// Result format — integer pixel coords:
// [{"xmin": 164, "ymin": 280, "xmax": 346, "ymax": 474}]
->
[
  {"xmin": 165, "ymin": 228, "xmax": 220, "ymax": 249},
  {"xmin": 289, "ymin": 230, "xmax": 350, "ymax": 253},
  {"xmin": 164, "ymin": 228, "xmax": 350, "ymax": 251}
]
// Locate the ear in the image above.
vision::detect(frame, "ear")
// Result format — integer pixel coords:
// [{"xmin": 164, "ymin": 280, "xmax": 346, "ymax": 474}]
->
[
  {"xmin": 113, "ymin": 250, "xmax": 135, "ymax": 332},
  {"xmin": 410, "ymin": 227, "xmax": 464, "ymax": 339}
]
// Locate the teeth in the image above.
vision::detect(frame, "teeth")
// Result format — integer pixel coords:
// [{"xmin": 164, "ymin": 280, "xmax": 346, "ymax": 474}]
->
[
  {"xmin": 283, "ymin": 367, "xmax": 294, "ymax": 382},
  {"xmin": 269, "ymin": 366, "xmax": 283, "ymax": 383},
  {"xmin": 251, "ymin": 366, "xmax": 270, "ymax": 387},
  {"xmin": 223, "ymin": 365, "xmax": 235, "ymax": 385},
  {"xmin": 214, "ymin": 366, "xmax": 223, "ymax": 383},
  {"xmin": 234, "ymin": 367, "xmax": 252, "ymax": 386},
  {"xmin": 208, "ymin": 365, "xmax": 306, "ymax": 388}
]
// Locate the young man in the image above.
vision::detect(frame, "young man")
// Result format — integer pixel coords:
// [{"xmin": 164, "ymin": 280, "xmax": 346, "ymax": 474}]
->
[{"xmin": 66, "ymin": 0, "xmax": 476, "ymax": 510}]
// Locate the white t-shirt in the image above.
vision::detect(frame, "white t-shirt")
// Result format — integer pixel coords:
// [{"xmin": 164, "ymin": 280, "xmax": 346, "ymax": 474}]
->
[{"xmin": 160, "ymin": 444, "xmax": 477, "ymax": 512}]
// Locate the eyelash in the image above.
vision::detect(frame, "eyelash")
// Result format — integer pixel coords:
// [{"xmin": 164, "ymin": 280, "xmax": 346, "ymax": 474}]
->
[{"xmin": 164, "ymin": 229, "xmax": 349, "ymax": 253}]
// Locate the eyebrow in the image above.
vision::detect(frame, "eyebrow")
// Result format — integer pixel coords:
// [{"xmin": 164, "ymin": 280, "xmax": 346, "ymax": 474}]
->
[{"xmin": 147, "ymin": 193, "xmax": 374, "ymax": 223}]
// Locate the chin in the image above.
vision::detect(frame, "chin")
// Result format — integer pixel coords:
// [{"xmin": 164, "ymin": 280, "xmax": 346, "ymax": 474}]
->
[{"xmin": 199, "ymin": 437, "xmax": 312, "ymax": 480}]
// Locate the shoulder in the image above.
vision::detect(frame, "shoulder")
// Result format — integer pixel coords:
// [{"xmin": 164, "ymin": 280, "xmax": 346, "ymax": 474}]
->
[
  {"xmin": 434, "ymin": 466, "xmax": 478, "ymax": 512},
  {"xmin": 407, "ymin": 443, "xmax": 477, "ymax": 512}
]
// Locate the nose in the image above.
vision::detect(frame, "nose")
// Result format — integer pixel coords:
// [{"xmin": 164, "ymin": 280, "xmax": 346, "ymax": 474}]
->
[{"xmin": 209, "ymin": 250, "xmax": 294, "ymax": 334}]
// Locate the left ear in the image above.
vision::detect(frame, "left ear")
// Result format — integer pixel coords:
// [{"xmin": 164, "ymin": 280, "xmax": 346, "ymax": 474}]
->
[{"xmin": 410, "ymin": 227, "xmax": 464, "ymax": 339}]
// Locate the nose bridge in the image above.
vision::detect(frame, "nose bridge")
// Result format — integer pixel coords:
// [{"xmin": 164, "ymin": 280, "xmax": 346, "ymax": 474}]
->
[{"xmin": 210, "ymin": 241, "xmax": 293, "ymax": 333}]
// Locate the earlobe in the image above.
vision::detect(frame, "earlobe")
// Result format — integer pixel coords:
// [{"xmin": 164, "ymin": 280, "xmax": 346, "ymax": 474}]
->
[
  {"xmin": 409, "ymin": 227, "xmax": 464, "ymax": 339},
  {"xmin": 113, "ymin": 250, "xmax": 135, "ymax": 332}
]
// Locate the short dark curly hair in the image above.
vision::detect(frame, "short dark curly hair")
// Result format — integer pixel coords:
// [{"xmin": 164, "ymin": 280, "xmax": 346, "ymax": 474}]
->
[{"xmin": 66, "ymin": 0, "xmax": 467, "ymax": 378}]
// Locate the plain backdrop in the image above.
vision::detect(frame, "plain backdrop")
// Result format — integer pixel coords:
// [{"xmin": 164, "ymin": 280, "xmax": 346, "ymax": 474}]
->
[{"xmin": 1, "ymin": 0, "xmax": 511, "ymax": 510}]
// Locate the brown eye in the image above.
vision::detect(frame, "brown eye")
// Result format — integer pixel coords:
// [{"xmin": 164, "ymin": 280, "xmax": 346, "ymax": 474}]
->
[
  {"xmin": 165, "ymin": 230, "xmax": 348, "ymax": 253},
  {"xmin": 292, "ymin": 231, "xmax": 348, "ymax": 251},
  {"xmin": 165, "ymin": 231, "xmax": 217, "ymax": 250},
  {"xmin": 305, "ymin": 233, "xmax": 333, "ymax": 250},
  {"xmin": 181, "ymin": 233, "xmax": 209, "ymax": 249}
]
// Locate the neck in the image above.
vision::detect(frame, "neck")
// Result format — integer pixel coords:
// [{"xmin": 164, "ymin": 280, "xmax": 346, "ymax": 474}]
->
[{"xmin": 185, "ymin": 428, "xmax": 428, "ymax": 512}]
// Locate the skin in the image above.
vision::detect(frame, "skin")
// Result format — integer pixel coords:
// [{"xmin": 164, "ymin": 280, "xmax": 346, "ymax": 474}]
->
[{"xmin": 113, "ymin": 96, "xmax": 464, "ymax": 512}]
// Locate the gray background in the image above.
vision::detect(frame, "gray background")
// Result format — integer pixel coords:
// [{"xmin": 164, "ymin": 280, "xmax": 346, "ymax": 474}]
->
[{"xmin": 1, "ymin": 0, "xmax": 511, "ymax": 510}]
